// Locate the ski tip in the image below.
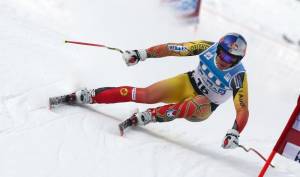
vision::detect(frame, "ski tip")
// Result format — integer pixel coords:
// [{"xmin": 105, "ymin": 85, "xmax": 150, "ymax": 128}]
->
[
  {"xmin": 48, "ymin": 98, "xmax": 52, "ymax": 110},
  {"xmin": 48, "ymin": 97, "xmax": 57, "ymax": 110},
  {"xmin": 118, "ymin": 124, "xmax": 124, "ymax": 136}
]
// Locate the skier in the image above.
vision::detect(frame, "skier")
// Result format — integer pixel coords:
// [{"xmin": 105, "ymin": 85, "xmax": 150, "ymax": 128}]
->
[{"xmin": 50, "ymin": 33, "xmax": 249, "ymax": 149}]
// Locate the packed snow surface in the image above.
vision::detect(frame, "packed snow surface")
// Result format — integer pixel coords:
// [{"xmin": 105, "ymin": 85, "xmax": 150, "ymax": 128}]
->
[{"xmin": 0, "ymin": 0, "xmax": 300, "ymax": 176}]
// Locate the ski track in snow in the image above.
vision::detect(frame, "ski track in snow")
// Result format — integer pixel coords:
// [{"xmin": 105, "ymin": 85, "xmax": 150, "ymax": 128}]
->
[{"xmin": 0, "ymin": 0, "xmax": 300, "ymax": 177}]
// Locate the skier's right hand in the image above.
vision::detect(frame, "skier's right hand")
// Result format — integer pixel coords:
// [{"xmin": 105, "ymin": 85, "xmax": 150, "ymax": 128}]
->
[{"xmin": 122, "ymin": 49, "xmax": 147, "ymax": 66}]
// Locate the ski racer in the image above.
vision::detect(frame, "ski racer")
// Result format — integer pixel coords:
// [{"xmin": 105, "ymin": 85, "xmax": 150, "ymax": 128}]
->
[{"xmin": 50, "ymin": 33, "xmax": 249, "ymax": 149}]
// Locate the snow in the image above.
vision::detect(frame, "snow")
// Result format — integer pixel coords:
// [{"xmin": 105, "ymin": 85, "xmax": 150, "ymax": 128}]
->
[{"xmin": 0, "ymin": 0, "xmax": 300, "ymax": 176}]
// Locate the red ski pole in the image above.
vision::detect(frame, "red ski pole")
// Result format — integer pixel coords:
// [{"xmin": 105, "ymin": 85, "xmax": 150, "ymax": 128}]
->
[{"xmin": 65, "ymin": 40, "xmax": 124, "ymax": 54}]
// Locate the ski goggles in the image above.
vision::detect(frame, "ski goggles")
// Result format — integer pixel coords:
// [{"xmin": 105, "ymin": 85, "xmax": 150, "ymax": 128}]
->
[{"xmin": 217, "ymin": 47, "xmax": 241, "ymax": 65}]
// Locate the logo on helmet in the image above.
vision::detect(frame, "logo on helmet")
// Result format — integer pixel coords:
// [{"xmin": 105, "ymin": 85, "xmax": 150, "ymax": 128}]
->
[{"xmin": 231, "ymin": 42, "xmax": 239, "ymax": 50}]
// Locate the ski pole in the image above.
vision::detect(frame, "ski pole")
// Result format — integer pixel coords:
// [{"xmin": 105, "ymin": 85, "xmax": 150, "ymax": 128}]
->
[
  {"xmin": 236, "ymin": 143, "xmax": 275, "ymax": 168},
  {"xmin": 65, "ymin": 40, "xmax": 124, "ymax": 54}
]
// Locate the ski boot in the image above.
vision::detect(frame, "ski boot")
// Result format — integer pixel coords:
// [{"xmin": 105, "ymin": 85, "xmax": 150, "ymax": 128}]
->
[
  {"xmin": 49, "ymin": 88, "xmax": 94, "ymax": 109},
  {"xmin": 119, "ymin": 110, "xmax": 155, "ymax": 136}
]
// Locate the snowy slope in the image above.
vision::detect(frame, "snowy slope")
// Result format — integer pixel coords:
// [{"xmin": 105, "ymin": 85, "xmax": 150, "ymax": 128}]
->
[{"xmin": 0, "ymin": 0, "xmax": 300, "ymax": 177}]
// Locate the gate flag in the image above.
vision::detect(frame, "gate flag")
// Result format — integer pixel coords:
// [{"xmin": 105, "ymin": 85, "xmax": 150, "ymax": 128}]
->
[
  {"xmin": 259, "ymin": 95, "xmax": 300, "ymax": 177},
  {"xmin": 280, "ymin": 112, "xmax": 300, "ymax": 162}
]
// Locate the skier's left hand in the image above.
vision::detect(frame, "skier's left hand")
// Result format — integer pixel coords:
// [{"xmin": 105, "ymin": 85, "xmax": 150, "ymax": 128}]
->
[{"xmin": 222, "ymin": 129, "xmax": 240, "ymax": 149}]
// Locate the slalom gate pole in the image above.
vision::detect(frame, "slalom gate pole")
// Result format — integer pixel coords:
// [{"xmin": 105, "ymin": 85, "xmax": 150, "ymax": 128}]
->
[
  {"xmin": 65, "ymin": 40, "xmax": 124, "ymax": 54},
  {"xmin": 237, "ymin": 143, "xmax": 275, "ymax": 168},
  {"xmin": 258, "ymin": 150, "xmax": 277, "ymax": 177}
]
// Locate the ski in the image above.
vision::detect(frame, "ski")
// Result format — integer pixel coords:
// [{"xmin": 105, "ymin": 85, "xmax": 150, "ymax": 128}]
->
[
  {"xmin": 49, "ymin": 94, "xmax": 139, "ymax": 136},
  {"xmin": 118, "ymin": 114, "xmax": 138, "ymax": 136},
  {"xmin": 49, "ymin": 93, "xmax": 76, "ymax": 109}
]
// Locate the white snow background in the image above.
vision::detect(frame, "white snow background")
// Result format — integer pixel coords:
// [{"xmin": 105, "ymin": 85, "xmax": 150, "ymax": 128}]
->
[{"xmin": 0, "ymin": 0, "xmax": 300, "ymax": 177}]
